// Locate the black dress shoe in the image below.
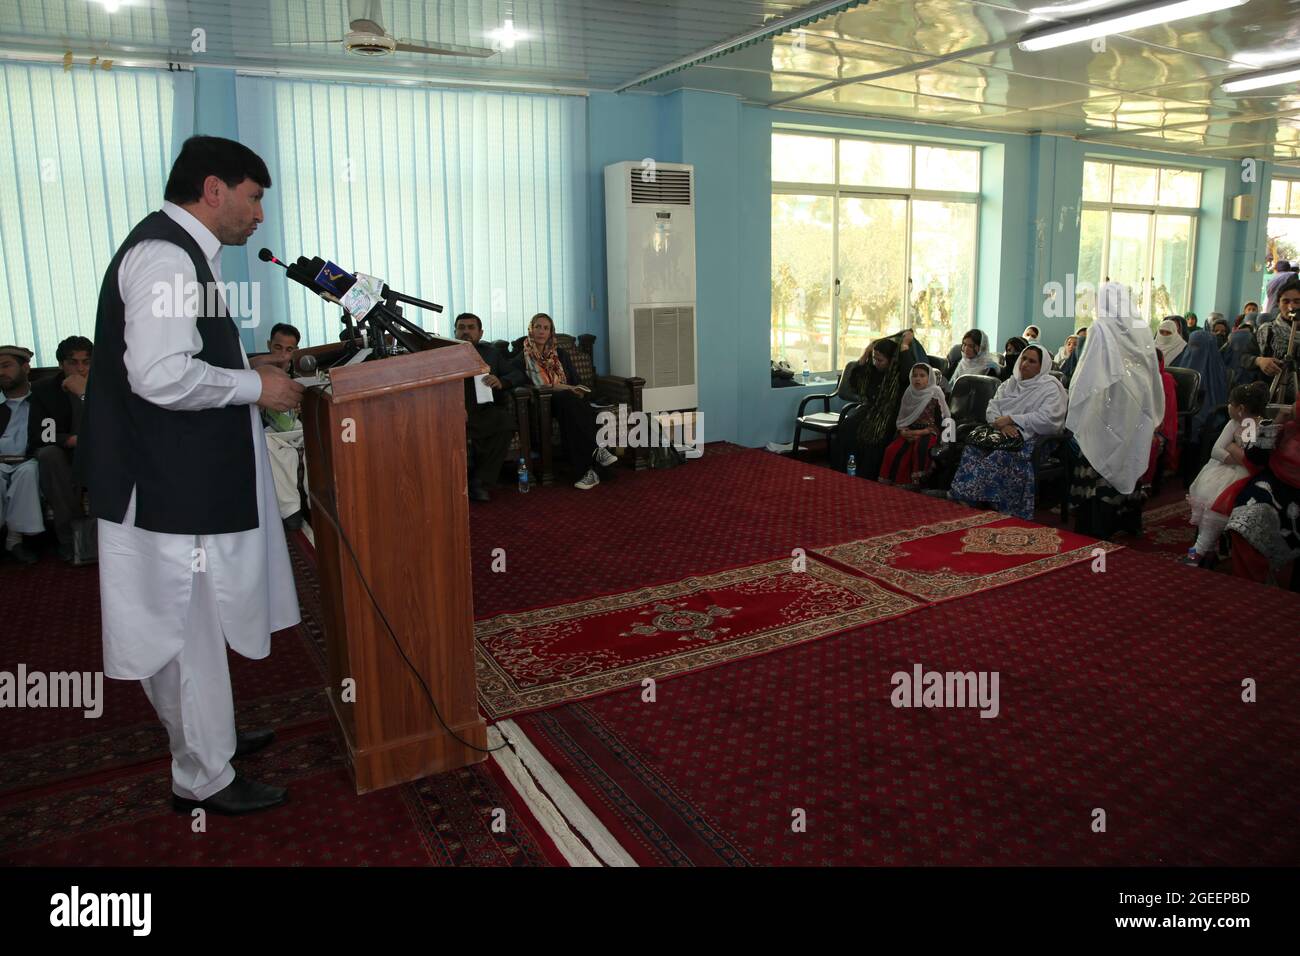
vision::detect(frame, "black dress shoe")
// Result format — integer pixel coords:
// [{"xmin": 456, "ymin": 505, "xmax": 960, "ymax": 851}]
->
[
  {"xmin": 5, "ymin": 542, "xmax": 38, "ymax": 566},
  {"xmin": 172, "ymin": 776, "xmax": 288, "ymax": 816},
  {"xmin": 469, "ymin": 482, "xmax": 491, "ymax": 502},
  {"xmin": 234, "ymin": 728, "xmax": 275, "ymax": 758}
]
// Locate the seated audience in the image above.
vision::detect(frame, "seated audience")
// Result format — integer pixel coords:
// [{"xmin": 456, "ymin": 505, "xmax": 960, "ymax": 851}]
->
[
  {"xmin": 454, "ymin": 312, "xmax": 527, "ymax": 501},
  {"xmin": 1022, "ymin": 325, "xmax": 1041, "ymax": 343},
  {"xmin": 1225, "ymin": 399, "xmax": 1300, "ymax": 586},
  {"xmin": 1186, "ymin": 383, "xmax": 1269, "ymax": 567},
  {"xmin": 998, "ymin": 336, "xmax": 1028, "ymax": 382},
  {"xmin": 1236, "ymin": 301, "xmax": 1260, "ymax": 329},
  {"xmin": 1054, "ymin": 332, "xmax": 1079, "ymax": 367},
  {"xmin": 513, "ymin": 312, "xmax": 616, "ymax": 490},
  {"xmin": 1170, "ymin": 327, "xmax": 1229, "ymax": 479},
  {"xmin": 878, "ymin": 363, "xmax": 949, "ymax": 487},
  {"xmin": 950, "ymin": 329, "xmax": 999, "ymax": 381},
  {"xmin": 1209, "ymin": 313, "xmax": 1230, "ymax": 348},
  {"xmin": 1058, "ymin": 326, "xmax": 1088, "ymax": 386},
  {"xmin": 28, "ymin": 335, "xmax": 93, "ymax": 562},
  {"xmin": 1066, "ymin": 283, "xmax": 1165, "ymax": 539},
  {"xmin": 839, "ymin": 330, "xmax": 927, "ymax": 480},
  {"xmin": 1155, "ymin": 317, "xmax": 1186, "ymax": 365},
  {"xmin": 1223, "ymin": 327, "xmax": 1265, "ymax": 390},
  {"xmin": 0, "ymin": 345, "xmax": 42, "ymax": 565},
  {"xmin": 948, "ymin": 343, "xmax": 1066, "ymax": 519},
  {"xmin": 1185, "ymin": 312, "xmax": 1199, "ymax": 331},
  {"xmin": 1150, "ymin": 351, "xmax": 1180, "ymax": 481},
  {"xmin": 258, "ymin": 323, "xmax": 308, "ymax": 530}
]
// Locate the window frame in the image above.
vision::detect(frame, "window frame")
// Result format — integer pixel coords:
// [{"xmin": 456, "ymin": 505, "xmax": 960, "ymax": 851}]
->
[
  {"xmin": 771, "ymin": 129, "xmax": 981, "ymax": 375},
  {"xmin": 1077, "ymin": 158, "xmax": 1202, "ymax": 327}
]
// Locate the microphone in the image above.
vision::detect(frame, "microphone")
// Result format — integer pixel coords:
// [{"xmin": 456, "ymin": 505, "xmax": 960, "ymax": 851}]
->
[
  {"xmin": 296, "ymin": 353, "xmax": 318, "ymax": 376},
  {"xmin": 258, "ymin": 248, "xmax": 288, "ymax": 268}
]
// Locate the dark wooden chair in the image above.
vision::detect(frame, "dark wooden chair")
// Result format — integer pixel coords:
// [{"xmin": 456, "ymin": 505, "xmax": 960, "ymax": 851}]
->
[{"xmin": 508, "ymin": 333, "xmax": 646, "ymax": 485}]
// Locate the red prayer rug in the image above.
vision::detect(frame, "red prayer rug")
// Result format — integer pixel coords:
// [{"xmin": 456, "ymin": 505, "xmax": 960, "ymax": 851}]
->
[
  {"xmin": 814, "ymin": 513, "xmax": 1121, "ymax": 603},
  {"xmin": 475, "ymin": 558, "xmax": 920, "ymax": 718}
]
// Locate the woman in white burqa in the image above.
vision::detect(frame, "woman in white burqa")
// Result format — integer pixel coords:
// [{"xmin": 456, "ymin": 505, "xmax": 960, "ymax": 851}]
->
[{"xmin": 1065, "ymin": 281, "xmax": 1166, "ymax": 539}]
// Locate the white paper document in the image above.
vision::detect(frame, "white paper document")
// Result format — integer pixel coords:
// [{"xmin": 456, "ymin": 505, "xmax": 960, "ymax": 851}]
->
[{"xmin": 474, "ymin": 374, "xmax": 494, "ymax": 404}]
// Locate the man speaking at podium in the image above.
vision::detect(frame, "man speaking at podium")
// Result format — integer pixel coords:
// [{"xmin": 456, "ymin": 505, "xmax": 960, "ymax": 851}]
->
[{"xmin": 78, "ymin": 136, "xmax": 304, "ymax": 816}]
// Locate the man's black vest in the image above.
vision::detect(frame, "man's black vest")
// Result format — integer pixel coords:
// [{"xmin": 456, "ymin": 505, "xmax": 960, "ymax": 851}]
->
[{"xmin": 76, "ymin": 211, "xmax": 258, "ymax": 534}]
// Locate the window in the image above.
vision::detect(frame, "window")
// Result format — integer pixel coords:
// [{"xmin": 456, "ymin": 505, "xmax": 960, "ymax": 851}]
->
[
  {"xmin": 0, "ymin": 63, "xmax": 185, "ymax": 365},
  {"xmin": 1075, "ymin": 159, "xmax": 1201, "ymax": 331},
  {"xmin": 236, "ymin": 78, "xmax": 586, "ymax": 347},
  {"xmin": 1264, "ymin": 177, "xmax": 1300, "ymax": 305},
  {"xmin": 771, "ymin": 132, "xmax": 979, "ymax": 377}
]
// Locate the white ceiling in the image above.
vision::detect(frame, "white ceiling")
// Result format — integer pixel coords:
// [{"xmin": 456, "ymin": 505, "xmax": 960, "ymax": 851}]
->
[{"xmin": 3, "ymin": 0, "xmax": 1299, "ymax": 162}]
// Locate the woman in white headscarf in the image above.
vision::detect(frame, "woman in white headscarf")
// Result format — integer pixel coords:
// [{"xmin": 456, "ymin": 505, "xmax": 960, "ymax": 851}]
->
[
  {"xmin": 879, "ymin": 363, "xmax": 950, "ymax": 486},
  {"xmin": 1154, "ymin": 317, "xmax": 1187, "ymax": 365},
  {"xmin": 1065, "ymin": 281, "xmax": 1166, "ymax": 538},
  {"xmin": 947, "ymin": 343, "xmax": 1067, "ymax": 518},
  {"xmin": 950, "ymin": 329, "xmax": 999, "ymax": 381}
]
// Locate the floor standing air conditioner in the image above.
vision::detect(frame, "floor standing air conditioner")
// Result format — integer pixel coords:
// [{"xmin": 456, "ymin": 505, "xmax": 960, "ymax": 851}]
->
[{"xmin": 604, "ymin": 161, "xmax": 697, "ymax": 414}]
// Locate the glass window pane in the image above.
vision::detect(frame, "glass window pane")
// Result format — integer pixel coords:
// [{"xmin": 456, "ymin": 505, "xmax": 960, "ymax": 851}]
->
[
  {"xmin": 771, "ymin": 194, "xmax": 833, "ymax": 375},
  {"xmin": 914, "ymin": 145, "xmax": 979, "ymax": 192},
  {"xmin": 1082, "ymin": 161, "xmax": 1111, "ymax": 203},
  {"xmin": 1111, "ymin": 164, "xmax": 1159, "ymax": 205},
  {"xmin": 839, "ymin": 138, "xmax": 911, "ymax": 188},
  {"xmin": 1159, "ymin": 167, "xmax": 1201, "ymax": 208},
  {"xmin": 1289, "ymin": 181, "xmax": 1300, "ymax": 215},
  {"xmin": 838, "ymin": 196, "xmax": 908, "ymax": 359},
  {"xmin": 1074, "ymin": 209, "xmax": 1108, "ymax": 327},
  {"xmin": 772, "ymin": 133, "xmax": 833, "ymax": 183},
  {"xmin": 909, "ymin": 200, "xmax": 975, "ymax": 350},
  {"xmin": 1108, "ymin": 211, "xmax": 1152, "ymax": 323},
  {"xmin": 1153, "ymin": 215, "xmax": 1192, "ymax": 326},
  {"xmin": 1269, "ymin": 178, "xmax": 1290, "ymax": 213}
]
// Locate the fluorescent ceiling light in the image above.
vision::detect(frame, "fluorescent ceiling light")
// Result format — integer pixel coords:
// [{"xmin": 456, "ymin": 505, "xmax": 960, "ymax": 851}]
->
[
  {"xmin": 1018, "ymin": 0, "xmax": 1250, "ymax": 52},
  {"xmin": 1222, "ymin": 63, "xmax": 1300, "ymax": 92},
  {"xmin": 489, "ymin": 18, "xmax": 523, "ymax": 50}
]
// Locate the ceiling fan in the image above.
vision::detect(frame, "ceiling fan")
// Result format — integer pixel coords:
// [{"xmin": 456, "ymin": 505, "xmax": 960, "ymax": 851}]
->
[{"xmin": 274, "ymin": 0, "xmax": 497, "ymax": 58}]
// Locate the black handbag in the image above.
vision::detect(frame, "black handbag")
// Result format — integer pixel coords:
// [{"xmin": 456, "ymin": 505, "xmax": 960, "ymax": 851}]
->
[{"xmin": 965, "ymin": 423, "xmax": 1023, "ymax": 452}]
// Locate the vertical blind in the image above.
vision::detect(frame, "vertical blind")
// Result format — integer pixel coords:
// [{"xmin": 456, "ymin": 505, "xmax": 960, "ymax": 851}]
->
[
  {"xmin": 236, "ymin": 77, "xmax": 588, "ymax": 347},
  {"xmin": 0, "ymin": 62, "xmax": 190, "ymax": 366}
]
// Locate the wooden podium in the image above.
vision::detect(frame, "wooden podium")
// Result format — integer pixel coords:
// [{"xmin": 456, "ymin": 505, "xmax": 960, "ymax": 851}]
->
[{"xmin": 300, "ymin": 339, "xmax": 489, "ymax": 794}]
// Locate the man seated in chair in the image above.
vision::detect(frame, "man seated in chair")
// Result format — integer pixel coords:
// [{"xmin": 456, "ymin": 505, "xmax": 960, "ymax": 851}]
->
[
  {"xmin": 0, "ymin": 345, "xmax": 44, "ymax": 565},
  {"xmin": 454, "ymin": 312, "xmax": 526, "ymax": 501},
  {"xmin": 260, "ymin": 323, "xmax": 308, "ymax": 530},
  {"xmin": 28, "ymin": 335, "xmax": 93, "ymax": 562}
]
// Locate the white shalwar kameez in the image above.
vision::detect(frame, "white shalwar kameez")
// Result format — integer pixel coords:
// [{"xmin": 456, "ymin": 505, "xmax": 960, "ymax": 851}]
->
[{"xmin": 98, "ymin": 202, "xmax": 300, "ymax": 801}]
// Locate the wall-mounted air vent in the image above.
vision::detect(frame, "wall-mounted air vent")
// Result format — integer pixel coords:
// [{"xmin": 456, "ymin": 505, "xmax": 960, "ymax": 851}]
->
[{"xmin": 629, "ymin": 168, "xmax": 692, "ymax": 205}]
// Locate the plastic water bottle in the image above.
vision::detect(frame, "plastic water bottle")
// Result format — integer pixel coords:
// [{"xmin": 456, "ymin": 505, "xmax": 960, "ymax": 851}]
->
[
  {"xmin": 802, "ymin": 358, "xmax": 811, "ymax": 385},
  {"xmin": 847, "ymin": 454, "xmax": 857, "ymax": 478},
  {"xmin": 517, "ymin": 457, "xmax": 530, "ymax": 494}
]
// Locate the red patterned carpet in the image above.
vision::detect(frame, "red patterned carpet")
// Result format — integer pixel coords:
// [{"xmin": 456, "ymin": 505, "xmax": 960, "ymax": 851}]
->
[
  {"xmin": 0, "ymin": 535, "xmax": 566, "ymax": 867},
  {"xmin": 513, "ymin": 546, "xmax": 1300, "ymax": 866},
  {"xmin": 3, "ymin": 443, "xmax": 1296, "ymax": 867}
]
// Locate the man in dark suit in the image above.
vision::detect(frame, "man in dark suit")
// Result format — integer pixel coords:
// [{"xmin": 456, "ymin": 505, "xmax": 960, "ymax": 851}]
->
[
  {"xmin": 28, "ymin": 335, "xmax": 93, "ymax": 562},
  {"xmin": 453, "ymin": 313, "xmax": 525, "ymax": 501}
]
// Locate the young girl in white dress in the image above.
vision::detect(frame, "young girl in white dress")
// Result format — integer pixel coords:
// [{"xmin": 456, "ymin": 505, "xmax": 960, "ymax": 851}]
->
[{"xmin": 1185, "ymin": 383, "xmax": 1269, "ymax": 564}]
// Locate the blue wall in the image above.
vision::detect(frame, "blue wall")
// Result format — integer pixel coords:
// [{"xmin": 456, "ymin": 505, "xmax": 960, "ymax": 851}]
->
[{"xmin": 585, "ymin": 88, "xmax": 1297, "ymax": 447}]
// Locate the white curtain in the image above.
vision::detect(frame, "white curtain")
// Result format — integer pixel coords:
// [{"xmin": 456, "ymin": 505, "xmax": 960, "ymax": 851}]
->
[
  {"xmin": 235, "ymin": 77, "xmax": 588, "ymax": 348},
  {"xmin": 0, "ymin": 62, "xmax": 191, "ymax": 366}
]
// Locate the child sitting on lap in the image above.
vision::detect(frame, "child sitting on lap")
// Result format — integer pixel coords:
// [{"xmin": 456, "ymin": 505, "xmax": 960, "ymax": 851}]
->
[{"xmin": 1185, "ymin": 382, "xmax": 1269, "ymax": 565}]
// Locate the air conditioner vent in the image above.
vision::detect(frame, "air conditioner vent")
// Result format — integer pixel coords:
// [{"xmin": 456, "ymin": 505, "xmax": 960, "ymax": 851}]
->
[
  {"xmin": 629, "ymin": 168, "xmax": 692, "ymax": 205},
  {"xmin": 633, "ymin": 306, "xmax": 695, "ymax": 388}
]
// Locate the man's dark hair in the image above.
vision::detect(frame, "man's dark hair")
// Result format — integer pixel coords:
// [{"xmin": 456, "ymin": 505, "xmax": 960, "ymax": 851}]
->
[
  {"xmin": 1276, "ymin": 275, "xmax": 1300, "ymax": 302},
  {"xmin": 454, "ymin": 312, "xmax": 482, "ymax": 330},
  {"xmin": 164, "ymin": 136, "xmax": 271, "ymax": 204},
  {"xmin": 56, "ymin": 335, "xmax": 93, "ymax": 363},
  {"xmin": 268, "ymin": 322, "xmax": 300, "ymax": 344}
]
